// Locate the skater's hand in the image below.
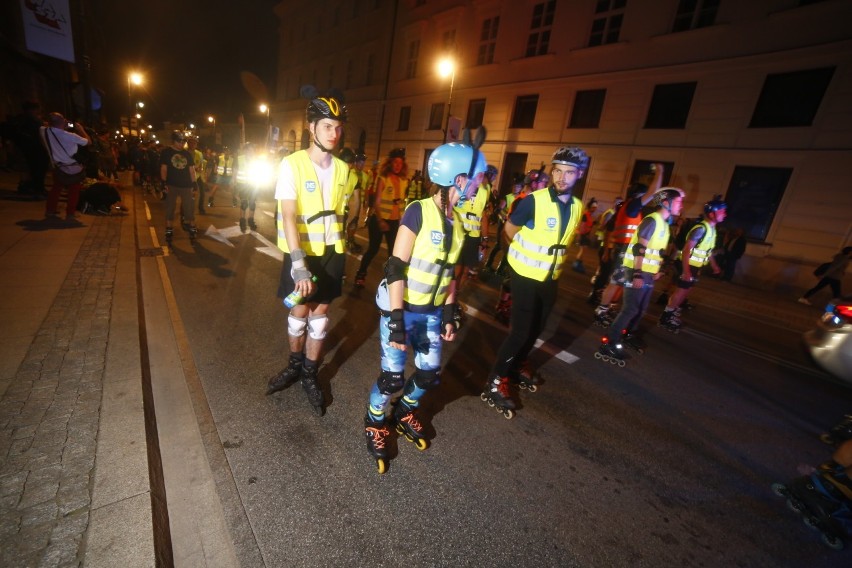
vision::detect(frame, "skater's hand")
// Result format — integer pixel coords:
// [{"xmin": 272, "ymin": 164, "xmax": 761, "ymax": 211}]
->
[
  {"xmin": 387, "ymin": 309, "xmax": 406, "ymax": 350},
  {"xmin": 441, "ymin": 303, "xmax": 461, "ymax": 341},
  {"xmin": 291, "ymin": 267, "xmax": 314, "ymax": 297}
]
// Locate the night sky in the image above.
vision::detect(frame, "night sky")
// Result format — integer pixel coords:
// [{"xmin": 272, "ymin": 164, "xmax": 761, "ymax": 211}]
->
[{"xmin": 85, "ymin": 0, "xmax": 279, "ymax": 127}]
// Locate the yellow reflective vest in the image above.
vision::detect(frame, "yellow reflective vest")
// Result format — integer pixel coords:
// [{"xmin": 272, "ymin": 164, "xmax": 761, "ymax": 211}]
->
[
  {"xmin": 455, "ymin": 184, "xmax": 488, "ymax": 237},
  {"xmin": 276, "ymin": 150, "xmax": 349, "ymax": 255},
  {"xmin": 216, "ymin": 154, "xmax": 234, "ymax": 177},
  {"xmin": 376, "ymin": 174, "xmax": 409, "ymax": 221},
  {"xmin": 677, "ymin": 220, "xmax": 716, "ymax": 267},
  {"xmin": 507, "ymin": 190, "xmax": 583, "ymax": 281},
  {"xmin": 623, "ymin": 211, "xmax": 669, "ymax": 274},
  {"xmin": 404, "ymin": 198, "xmax": 465, "ymax": 307}
]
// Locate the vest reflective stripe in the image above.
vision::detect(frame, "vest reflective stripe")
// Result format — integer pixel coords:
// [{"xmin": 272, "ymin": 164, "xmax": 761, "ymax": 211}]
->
[
  {"xmin": 377, "ymin": 175, "xmax": 409, "ymax": 220},
  {"xmin": 677, "ymin": 221, "xmax": 716, "ymax": 267},
  {"xmin": 216, "ymin": 155, "xmax": 233, "ymax": 176},
  {"xmin": 404, "ymin": 198, "xmax": 464, "ymax": 307},
  {"xmin": 235, "ymin": 155, "xmax": 248, "ymax": 183},
  {"xmin": 507, "ymin": 191, "xmax": 583, "ymax": 282},
  {"xmin": 456, "ymin": 185, "xmax": 488, "ymax": 236},
  {"xmin": 276, "ymin": 150, "xmax": 348, "ymax": 255},
  {"xmin": 595, "ymin": 208, "xmax": 614, "ymax": 240},
  {"xmin": 609, "ymin": 205, "xmax": 642, "ymax": 245},
  {"xmin": 623, "ymin": 212, "xmax": 669, "ymax": 274}
]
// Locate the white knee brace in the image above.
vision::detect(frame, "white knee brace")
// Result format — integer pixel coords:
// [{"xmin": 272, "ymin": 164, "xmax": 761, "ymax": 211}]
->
[
  {"xmin": 288, "ymin": 315, "xmax": 308, "ymax": 337},
  {"xmin": 307, "ymin": 314, "xmax": 329, "ymax": 340}
]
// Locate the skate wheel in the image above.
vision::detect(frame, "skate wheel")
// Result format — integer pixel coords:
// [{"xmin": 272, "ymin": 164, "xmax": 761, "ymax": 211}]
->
[
  {"xmin": 376, "ymin": 458, "xmax": 388, "ymax": 475},
  {"xmin": 617, "ymin": 359, "xmax": 626, "ymax": 368},
  {"xmin": 503, "ymin": 409, "xmax": 515, "ymax": 419},
  {"xmin": 313, "ymin": 405, "xmax": 325, "ymax": 417},
  {"xmin": 786, "ymin": 498, "xmax": 804, "ymax": 514},
  {"xmin": 480, "ymin": 392, "xmax": 488, "ymax": 402},
  {"xmin": 527, "ymin": 384, "xmax": 538, "ymax": 393},
  {"xmin": 594, "ymin": 352, "xmax": 602, "ymax": 360},
  {"xmin": 821, "ymin": 532, "xmax": 845, "ymax": 550},
  {"xmin": 771, "ymin": 483, "xmax": 788, "ymax": 497},
  {"xmin": 802, "ymin": 516, "xmax": 820, "ymax": 531},
  {"xmin": 819, "ymin": 433, "xmax": 835, "ymax": 445},
  {"xmin": 414, "ymin": 438, "xmax": 429, "ymax": 451},
  {"xmin": 486, "ymin": 399, "xmax": 495, "ymax": 408}
]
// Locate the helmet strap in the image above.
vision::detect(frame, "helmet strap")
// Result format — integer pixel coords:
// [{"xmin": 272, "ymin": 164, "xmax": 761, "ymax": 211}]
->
[{"xmin": 310, "ymin": 123, "xmax": 333, "ymax": 153}]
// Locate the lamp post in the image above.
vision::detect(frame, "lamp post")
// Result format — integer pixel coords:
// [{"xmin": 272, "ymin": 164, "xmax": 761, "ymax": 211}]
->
[
  {"xmin": 207, "ymin": 115, "xmax": 217, "ymax": 144},
  {"xmin": 127, "ymin": 71, "xmax": 143, "ymax": 136},
  {"xmin": 437, "ymin": 57, "xmax": 456, "ymax": 143},
  {"xmin": 259, "ymin": 103, "xmax": 270, "ymax": 149}
]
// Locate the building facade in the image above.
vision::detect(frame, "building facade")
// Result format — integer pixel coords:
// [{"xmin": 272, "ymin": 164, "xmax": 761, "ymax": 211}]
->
[{"xmin": 273, "ymin": 0, "xmax": 852, "ymax": 292}]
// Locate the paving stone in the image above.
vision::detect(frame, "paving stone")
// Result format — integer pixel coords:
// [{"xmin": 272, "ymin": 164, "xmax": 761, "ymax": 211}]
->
[
  {"xmin": 20, "ymin": 500, "xmax": 58, "ymax": 528},
  {"xmin": 39, "ymin": 536, "xmax": 81, "ymax": 568},
  {"xmin": 0, "ymin": 471, "xmax": 27, "ymax": 498}
]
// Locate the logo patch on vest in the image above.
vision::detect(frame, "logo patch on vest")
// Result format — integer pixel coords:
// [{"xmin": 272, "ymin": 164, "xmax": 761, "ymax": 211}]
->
[
  {"xmin": 305, "ymin": 181, "xmax": 317, "ymax": 193},
  {"xmin": 431, "ymin": 230, "xmax": 443, "ymax": 245},
  {"xmin": 546, "ymin": 217, "xmax": 557, "ymax": 230}
]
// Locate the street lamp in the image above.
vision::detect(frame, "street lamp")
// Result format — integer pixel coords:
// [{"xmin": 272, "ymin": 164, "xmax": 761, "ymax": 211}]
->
[
  {"xmin": 437, "ymin": 57, "xmax": 456, "ymax": 143},
  {"xmin": 207, "ymin": 115, "xmax": 218, "ymax": 145},
  {"xmin": 259, "ymin": 103, "xmax": 270, "ymax": 149},
  {"xmin": 127, "ymin": 71, "xmax": 143, "ymax": 135}
]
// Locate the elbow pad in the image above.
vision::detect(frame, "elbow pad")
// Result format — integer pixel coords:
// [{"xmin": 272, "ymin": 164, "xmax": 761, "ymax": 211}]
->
[
  {"xmin": 384, "ymin": 255, "xmax": 409, "ymax": 284},
  {"xmin": 632, "ymin": 243, "xmax": 647, "ymax": 257}
]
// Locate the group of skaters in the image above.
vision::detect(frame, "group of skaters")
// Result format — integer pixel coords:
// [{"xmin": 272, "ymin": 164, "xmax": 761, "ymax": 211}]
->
[{"xmin": 258, "ymin": 88, "xmax": 740, "ymax": 474}]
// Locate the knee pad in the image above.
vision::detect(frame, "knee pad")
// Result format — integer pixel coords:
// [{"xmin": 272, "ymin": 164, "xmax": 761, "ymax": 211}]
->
[
  {"xmin": 307, "ymin": 314, "xmax": 328, "ymax": 340},
  {"xmin": 377, "ymin": 370, "xmax": 405, "ymax": 394},
  {"xmin": 287, "ymin": 315, "xmax": 308, "ymax": 337},
  {"xmin": 411, "ymin": 368, "xmax": 441, "ymax": 391}
]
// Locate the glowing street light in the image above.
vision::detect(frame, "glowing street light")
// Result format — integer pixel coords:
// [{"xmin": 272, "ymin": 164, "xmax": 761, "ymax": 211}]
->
[
  {"xmin": 127, "ymin": 71, "xmax": 144, "ymax": 136},
  {"xmin": 437, "ymin": 57, "xmax": 456, "ymax": 143}
]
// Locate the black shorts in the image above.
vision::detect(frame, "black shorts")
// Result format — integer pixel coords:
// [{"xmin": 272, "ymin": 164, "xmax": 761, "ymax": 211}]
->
[
  {"xmin": 278, "ymin": 248, "xmax": 345, "ymax": 303},
  {"xmin": 674, "ymin": 262, "xmax": 699, "ymax": 289},
  {"xmin": 579, "ymin": 233, "xmax": 593, "ymax": 247},
  {"xmin": 459, "ymin": 235, "xmax": 482, "ymax": 268}
]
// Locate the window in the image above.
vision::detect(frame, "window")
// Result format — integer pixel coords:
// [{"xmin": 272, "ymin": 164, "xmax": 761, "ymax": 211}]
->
[
  {"xmin": 442, "ymin": 30, "xmax": 456, "ymax": 52},
  {"xmin": 428, "ymin": 103, "xmax": 445, "ymax": 130},
  {"xmin": 465, "ymin": 99, "xmax": 486, "ymax": 129},
  {"xmin": 588, "ymin": 0, "xmax": 626, "ymax": 47},
  {"xmin": 569, "ymin": 89, "xmax": 606, "ymax": 128},
  {"xmin": 477, "ymin": 17, "xmax": 499, "ymax": 65},
  {"xmin": 366, "ymin": 53, "xmax": 375, "ymax": 85},
  {"xmin": 644, "ymin": 82, "xmax": 696, "ymax": 129},
  {"xmin": 525, "ymin": 1, "xmax": 556, "ymax": 57},
  {"xmin": 749, "ymin": 67, "xmax": 835, "ymax": 128},
  {"xmin": 725, "ymin": 166, "xmax": 792, "ymax": 242},
  {"xmin": 398, "ymin": 106, "xmax": 411, "ymax": 131},
  {"xmin": 630, "ymin": 160, "xmax": 674, "ymax": 189},
  {"xmin": 510, "ymin": 95, "xmax": 539, "ymax": 128},
  {"xmin": 672, "ymin": 0, "xmax": 719, "ymax": 32},
  {"xmin": 405, "ymin": 40, "xmax": 420, "ymax": 79}
]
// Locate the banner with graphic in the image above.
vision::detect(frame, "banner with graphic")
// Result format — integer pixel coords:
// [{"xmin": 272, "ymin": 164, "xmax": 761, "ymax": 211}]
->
[{"xmin": 20, "ymin": 0, "xmax": 75, "ymax": 63}]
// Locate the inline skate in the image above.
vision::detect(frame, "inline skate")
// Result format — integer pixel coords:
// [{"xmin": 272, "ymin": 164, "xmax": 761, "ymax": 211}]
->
[
  {"xmin": 364, "ymin": 418, "xmax": 391, "ymax": 474},
  {"xmin": 594, "ymin": 336, "xmax": 628, "ymax": 367},
  {"xmin": 821, "ymin": 415, "xmax": 852, "ymax": 446},
  {"xmin": 300, "ymin": 364, "xmax": 325, "ymax": 416},
  {"xmin": 353, "ymin": 271, "xmax": 366, "ymax": 288},
  {"xmin": 772, "ymin": 468, "xmax": 852, "ymax": 550},
  {"xmin": 593, "ymin": 304, "xmax": 616, "ymax": 328},
  {"xmin": 621, "ymin": 331, "xmax": 645, "ymax": 355},
  {"xmin": 247, "ymin": 217, "xmax": 257, "ymax": 232},
  {"xmin": 510, "ymin": 361, "xmax": 542, "ymax": 393},
  {"xmin": 265, "ymin": 354, "xmax": 303, "ymax": 395},
  {"xmin": 188, "ymin": 226, "xmax": 198, "ymax": 244},
  {"xmin": 164, "ymin": 227, "xmax": 174, "ymax": 249},
  {"xmin": 480, "ymin": 375, "xmax": 516, "ymax": 419},
  {"xmin": 239, "ymin": 218, "xmax": 247, "ymax": 234},
  {"xmin": 658, "ymin": 309, "xmax": 682, "ymax": 333},
  {"xmin": 393, "ymin": 403, "xmax": 428, "ymax": 451}
]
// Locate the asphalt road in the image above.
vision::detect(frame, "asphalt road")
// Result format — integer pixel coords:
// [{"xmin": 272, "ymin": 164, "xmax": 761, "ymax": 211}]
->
[{"xmin": 146, "ymin": 191, "xmax": 852, "ymax": 567}]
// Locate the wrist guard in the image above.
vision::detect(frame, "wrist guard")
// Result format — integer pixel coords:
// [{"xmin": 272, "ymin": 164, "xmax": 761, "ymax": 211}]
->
[
  {"xmin": 442, "ymin": 303, "xmax": 461, "ymax": 333},
  {"xmin": 290, "ymin": 248, "xmax": 307, "ymax": 263},
  {"xmin": 387, "ymin": 309, "xmax": 405, "ymax": 344},
  {"xmin": 291, "ymin": 267, "xmax": 312, "ymax": 283}
]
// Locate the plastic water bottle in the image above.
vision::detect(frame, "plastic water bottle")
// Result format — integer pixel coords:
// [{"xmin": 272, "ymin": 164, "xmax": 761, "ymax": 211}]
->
[{"xmin": 283, "ymin": 276, "xmax": 318, "ymax": 308}]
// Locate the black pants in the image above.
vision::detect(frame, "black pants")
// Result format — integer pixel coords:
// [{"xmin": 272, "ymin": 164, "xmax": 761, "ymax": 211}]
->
[
  {"xmin": 607, "ymin": 283, "xmax": 654, "ymax": 342},
  {"xmin": 357, "ymin": 215, "xmax": 399, "ymax": 276},
  {"xmin": 803, "ymin": 277, "xmax": 842, "ymax": 300},
  {"xmin": 491, "ymin": 269, "xmax": 557, "ymax": 377}
]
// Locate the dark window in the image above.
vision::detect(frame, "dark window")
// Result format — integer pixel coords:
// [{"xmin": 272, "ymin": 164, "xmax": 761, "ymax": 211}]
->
[
  {"xmin": 749, "ymin": 67, "xmax": 834, "ymax": 128},
  {"xmin": 428, "ymin": 103, "xmax": 445, "ymax": 130},
  {"xmin": 477, "ymin": 17, "xmax": 500, "ymax": 65},
  {"xmin": 644, "ymin": 82, "xmax": 697, "ymax": 129},
  {"xmin": 398, "ymin": 106, "xmax": 411, "ymax": 131},
  {"xmin": 526, "ymin": 1, "xmax": 556, "ymax": 57},
  {"xmin": 589, "ymin": 0, "xmax": 626, "ymax": 47},
  {"xmin": 406, "ymin": 40, "xmax": 420, "ymax": 79},
  {"xmin": 629, "ymin": 160, "xmax": 675, "ymax": 189},
  {"xmin": 569, "ymin": 89, "xmax": 607, "ymax": 128},
  {"xmin": 465, "ymin": 99, "xmax": 486, "ymax": 129},
  {"xmin": 725, "ymin": 166, "xmax": 792, "ymax": 242},
  {"xmin": 672, "ymin": 0, "xmax": 719, "ymax": 32},
  {"xmin": 510, "ymin": 95, "xmax": 539, "ymax": 128}
]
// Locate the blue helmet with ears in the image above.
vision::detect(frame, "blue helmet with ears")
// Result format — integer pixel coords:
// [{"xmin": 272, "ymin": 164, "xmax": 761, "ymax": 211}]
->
[{"xmin": 427, "ymin": 143, "xmax": 487, "ymax": 187}]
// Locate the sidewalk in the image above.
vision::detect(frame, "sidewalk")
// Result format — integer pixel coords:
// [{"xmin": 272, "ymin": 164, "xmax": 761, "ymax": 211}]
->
[{"xmin": 0, "ymin": 168, "xmax": 829, "ymax": 566}]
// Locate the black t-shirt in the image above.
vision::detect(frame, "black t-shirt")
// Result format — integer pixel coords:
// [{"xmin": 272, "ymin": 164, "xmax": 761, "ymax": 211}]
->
[{"xmin": 159, "ymin": 147, "xmax": 194, "ymax": 187}]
